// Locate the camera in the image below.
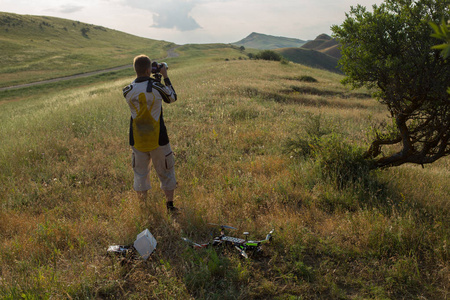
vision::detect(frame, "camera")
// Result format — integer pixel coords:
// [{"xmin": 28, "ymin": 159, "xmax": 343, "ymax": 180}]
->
[{"xmin": 151, "ymin": 61, "xmax": 168, "ymax": 74}]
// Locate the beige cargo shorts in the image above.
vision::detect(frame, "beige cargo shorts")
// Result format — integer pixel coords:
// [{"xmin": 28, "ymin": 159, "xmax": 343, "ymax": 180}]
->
[{"xmin": 131, "ymin": 144, "xmax": 176, "ymax": 192}]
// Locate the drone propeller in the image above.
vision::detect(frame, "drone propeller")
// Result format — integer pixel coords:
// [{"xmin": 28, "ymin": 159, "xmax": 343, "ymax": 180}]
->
[
  {"xmin": 235, "ymin": 246, "xmax": 249, "ymax": 259},
  {"xmin": 182, "ymin": 237, "xmax": 196, "ymax": 245},
  {"xmin": 207, "ymin": 223, "xmax": 237, "ymax": 230},
  {"xmin": 182, "ymin": 237, "xmax": 204, "ymax": 249}
]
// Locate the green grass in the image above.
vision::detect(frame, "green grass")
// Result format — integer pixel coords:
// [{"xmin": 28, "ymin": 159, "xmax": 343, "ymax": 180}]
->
[
  {"xmin": 0, "ymin": 67, "xmax": 135, "ymax": 103},
  {"xmin": 0, "ymin": 12, "xmax": 173, "ymax": 88},
  {"xmin": 0, "ymin": 23, "xmax": 449, "ymax": 299}
]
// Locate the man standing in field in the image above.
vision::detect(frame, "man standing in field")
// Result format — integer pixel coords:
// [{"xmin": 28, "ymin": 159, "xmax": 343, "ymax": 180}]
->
[{"xmin": 122, "ymin": 54, "xmax": 178, "ymax": 213}]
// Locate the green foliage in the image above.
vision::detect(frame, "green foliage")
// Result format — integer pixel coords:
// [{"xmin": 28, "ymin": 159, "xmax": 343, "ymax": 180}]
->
[
  {"xmin": 80, "ymin": 27, "xmax": 90, "ymax": 38},
  {"xmin": 297, "ymin": 75, "xmax": 318, "ymax": 82},
  {"xmin": 332, "ymin": 0, "xmax": 450, "ymax": 168},
  {"xmin": 284, "ymin": 114, "xmax": 372, "ymax": 189},
  {"xmin": 283, "ymin": 114, "xmax": 332, "ymax": 158},
  {"xmin": 280, "ymin": 57, "xmax": 289, "ymax": 65},
  {"xmin": 429, "ymin": 9, "xmax": 450, "ymax": 95},
  {"xmin": 311, "ymin": 134, "xmax": 372, "ymax": 189},
  {"xmin": 430, "ymin": 17, "xmax": 450, "ymax": 58},
  {"xmin": 254, "ymin": 50, "xmax": 283, "ymax": 61}
]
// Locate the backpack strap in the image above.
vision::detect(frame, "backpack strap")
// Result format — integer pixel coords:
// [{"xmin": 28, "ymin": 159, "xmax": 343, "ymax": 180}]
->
[{"xmin": 146, "ymin": 78, "xmax": 153, "ymax": 92}]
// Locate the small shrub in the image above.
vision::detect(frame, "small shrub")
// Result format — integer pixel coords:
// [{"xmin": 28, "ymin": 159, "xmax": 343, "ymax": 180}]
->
[
  {"xmin": 80, "ymin": 27, "xmax": 90, "ymax": 38},
  {"xmin": 284, "ymin": 114, "xmax": 373, "ymax": 189},
  {"xmin": 312, "ymin": 134, "xmax": 372, "ymax": 189},
  {"xmin": 284, "ymin": 75, "xmax": 319, "ymax": 83},
  {"xmin": 284, "ymin": 136, "xmax": 315, "ymax": 158},
  {"xmin": 303, "ymin": 113, "xmax": 332, "ymax": 137},
  {"xmin": 255, "ymin": 50, "xmax": 282, "ymax": 61},
  {"xmin": 280, "ymin": 58, "xmax": 289, "ymax": 65},
  {"xmin": 297, "ymin": 75, "xmax": 318, "ymax": 82},
  {"xmin": 283, "ymin": 114, "xmax": 332, "ymax": 158}
]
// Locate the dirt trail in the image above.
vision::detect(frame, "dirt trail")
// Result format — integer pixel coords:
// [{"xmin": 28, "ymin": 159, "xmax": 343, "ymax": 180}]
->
[
  {"xmin": 0, "ymin": 65, "xmax": 132, "ymax": 92},
  {"xmin": 0, "ymin": 46, "xmax": 181, "ymax": 92}
]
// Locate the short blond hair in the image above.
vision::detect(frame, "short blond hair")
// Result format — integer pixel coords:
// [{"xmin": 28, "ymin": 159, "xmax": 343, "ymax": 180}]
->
[{"xmin": 133, "ymin": 55, "xmax": 151, "ymax": 75}]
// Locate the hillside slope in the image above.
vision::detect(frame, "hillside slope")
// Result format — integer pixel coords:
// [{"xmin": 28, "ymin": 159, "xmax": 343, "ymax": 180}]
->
[
  {"xmin": 301, "ymin": 33, "xmax": 341, "ymax": 59},
  {"xmin": 0, "ymin": 12, "xmax": 173, "ymax": 87},
  {"xmin": 232, "ymin": 32, "xmax": 306, "ymax": 50},
  {"xmin": 276, "ymin": 47, "xmax": 341, "ymax": 73}
]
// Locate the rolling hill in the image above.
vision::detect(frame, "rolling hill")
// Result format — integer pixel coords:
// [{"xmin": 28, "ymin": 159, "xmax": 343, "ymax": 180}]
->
[
  {"xmin": 275, "ymin": 47, "xmax": 341, "ymax": 73},
  {"xmin": 301, "ymin": 33, "xmax": 341, "ymax": 59},
  {"xmin": 232, "ymin": 32, "xmax": 307, "ymax": 50},
  {"xmin": 0, "ymin": 12, "xmax": 173, "ymax": 88},
  {"xmin": 274, "ymin": 33, "xmax": 342, "ymax": 73}
]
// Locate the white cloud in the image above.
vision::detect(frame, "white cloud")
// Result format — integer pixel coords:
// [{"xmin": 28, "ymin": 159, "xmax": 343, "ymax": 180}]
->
[
  {"xmin": 57, "ymin": 4, "xmax": 84, "ymax": 13},
  {"xmin": 122, "ymin": 0, "xmax": 202, "ymax": 31},
  {"xmin": 151, "ymin": 3, "xmax": 201, "ymax": 31},
  {"xmin": 2, "ymin": 0, "xmax": 385, "ymax": 44}
]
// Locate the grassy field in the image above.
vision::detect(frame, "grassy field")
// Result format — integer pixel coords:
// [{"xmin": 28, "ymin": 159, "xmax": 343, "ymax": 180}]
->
[{"xmin": 0, "ymin": 41, "xmax": 449, "ymax": 299}]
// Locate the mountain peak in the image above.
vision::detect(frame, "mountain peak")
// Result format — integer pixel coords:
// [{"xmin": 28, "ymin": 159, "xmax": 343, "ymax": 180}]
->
[
  {"xmin": 300, "ymin": 33, "xmax": 340, "ymax": 59},
  {"xmin": 232, "ymin": 32, "xmax": 306, "ymax": 50},
  {"xmin": 315, "ymin": 34, "xmax": 332, "ymax": 40}
]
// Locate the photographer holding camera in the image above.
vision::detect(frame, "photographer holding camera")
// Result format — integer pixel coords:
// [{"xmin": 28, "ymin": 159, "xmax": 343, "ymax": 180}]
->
[{"xmin": 122, "ymin": 54, "xmax": 179, "ymax": 213}]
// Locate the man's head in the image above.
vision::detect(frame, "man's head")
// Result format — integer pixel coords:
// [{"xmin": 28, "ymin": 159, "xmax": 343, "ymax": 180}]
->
[{"xmin": 133, "ymin": 55, "xmax": 151, "ymax": 76}]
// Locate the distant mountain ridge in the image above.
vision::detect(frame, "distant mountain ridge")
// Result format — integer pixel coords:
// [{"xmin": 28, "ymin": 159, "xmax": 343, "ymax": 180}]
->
[
  {"xmin": 233, "ymin": 32, "xmax": 341, "ymax": 73},
  {"xmin": 232, "ymin": 32, "xmax": 307, "ymax": 50}
]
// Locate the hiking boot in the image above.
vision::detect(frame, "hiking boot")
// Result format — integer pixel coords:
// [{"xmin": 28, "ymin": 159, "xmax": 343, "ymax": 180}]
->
[
  {"xmin": 167, "ymin": 206, "xmax": 180, "ymax": 214},
  {"xmin": 166, "ymin": 201, "xmax": 180, "ymax": 214}
]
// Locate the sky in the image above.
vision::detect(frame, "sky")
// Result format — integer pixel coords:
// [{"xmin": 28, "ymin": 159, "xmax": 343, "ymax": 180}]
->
[{"xmin": 1, "ymin": 0, "xmax": 384, "ymax": 45}]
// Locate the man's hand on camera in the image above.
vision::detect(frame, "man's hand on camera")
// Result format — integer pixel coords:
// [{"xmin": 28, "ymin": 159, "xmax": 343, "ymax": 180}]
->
[{"xmin": 160, "ymin": 65, "xmax": 168, "ymax": 79}]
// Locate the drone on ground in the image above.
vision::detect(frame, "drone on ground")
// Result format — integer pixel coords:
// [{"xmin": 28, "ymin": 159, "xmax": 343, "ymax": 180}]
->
[{"xmin": 182, "ymin": 223, "xmax": 274, "ymax": 259}]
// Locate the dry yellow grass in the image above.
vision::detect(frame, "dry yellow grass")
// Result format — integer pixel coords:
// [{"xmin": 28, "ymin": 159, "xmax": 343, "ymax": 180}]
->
[{"xmin": 0, "ymin": 58, "xmax": 448, "ymax": 299}]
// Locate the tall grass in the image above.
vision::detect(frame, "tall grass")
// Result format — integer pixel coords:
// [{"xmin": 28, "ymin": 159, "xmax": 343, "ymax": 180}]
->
[{"xmin": 0, "ymin": 58, "xmax": 448, "ymax": 299}]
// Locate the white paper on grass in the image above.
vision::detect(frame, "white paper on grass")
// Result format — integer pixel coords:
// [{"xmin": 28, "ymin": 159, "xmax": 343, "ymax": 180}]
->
[{"xmin": 133, "ymin": 229, "xmax": 157, "ymax": 260}]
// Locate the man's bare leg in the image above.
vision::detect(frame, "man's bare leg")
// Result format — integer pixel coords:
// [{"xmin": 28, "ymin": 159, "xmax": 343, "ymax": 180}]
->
[{"xmin": 163, "ymin": 189, "xmax": 174, "ymax": 202}]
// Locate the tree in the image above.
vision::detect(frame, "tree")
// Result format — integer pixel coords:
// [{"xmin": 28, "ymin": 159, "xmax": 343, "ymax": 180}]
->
[
  {"xmin": 255, "ymin": 50, "xmax": 282, "ymax": 61},
  {"xmin": 81, "ymin": 27, "xmax": 90, "ymax": 38},
  {"xmin": 332, "ymin": 0, "xmax": 450, "ymax": 168}
]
